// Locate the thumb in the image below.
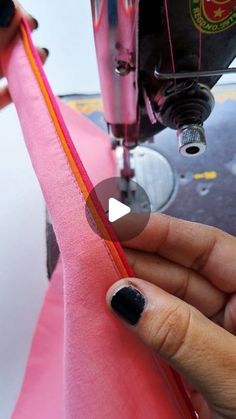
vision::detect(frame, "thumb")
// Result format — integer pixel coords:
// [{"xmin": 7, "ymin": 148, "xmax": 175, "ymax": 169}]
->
[{"xmin": 106, "ymin": 278, "xmax": 236, "ymax": 414}]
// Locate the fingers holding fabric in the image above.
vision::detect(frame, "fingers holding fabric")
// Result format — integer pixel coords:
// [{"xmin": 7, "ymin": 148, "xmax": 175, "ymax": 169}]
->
[
  {"xmin": 124, "ymin": 248, "xmax": 227, "ymax": 318},
  {"xmin": 106, "ymin": 278, "xmax": 236, "ymax": 418},
  {"xmin": 0, "ymin": 47, "xmax": 49, "ymax": 109},
  {"xmin": 0, "ymin": 1, "xmax": 39, "ymax": 51},
  {"xmin": 0, "ymin": 0, "xmax": 43, "ymax": 92},
  {"xmin": 121, "ymin": 213, "xmax": 236, "ymax": 293}
]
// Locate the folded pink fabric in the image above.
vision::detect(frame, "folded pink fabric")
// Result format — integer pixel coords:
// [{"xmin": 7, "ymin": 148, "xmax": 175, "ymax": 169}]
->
[{"xmin": 2, "ymin": 19, "xmax": 196, "ymax": 419}]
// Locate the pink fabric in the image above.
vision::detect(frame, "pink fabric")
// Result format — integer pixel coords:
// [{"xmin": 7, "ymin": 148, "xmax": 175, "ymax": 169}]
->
[
  {"xmin": 12, "ymin": 259, "xmax": 64, "ymax": 418},
  {"xmin": 2, "ymin": 26, "xmax": 196, "ymax": 419}
]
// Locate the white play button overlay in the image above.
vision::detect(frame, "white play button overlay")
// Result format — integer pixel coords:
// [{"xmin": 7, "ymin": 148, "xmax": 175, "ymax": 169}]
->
[
  {"xmin": 108, "ymin": 198, "xmax": 131, "ymax": 222},
  {"xmin": 85, "ymin": 177, "xmax": 151, "ymax": 242}
]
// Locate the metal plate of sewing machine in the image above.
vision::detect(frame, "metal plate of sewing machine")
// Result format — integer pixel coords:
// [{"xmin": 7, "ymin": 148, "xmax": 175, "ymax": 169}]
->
[
  {"xmin": 116, "ymin": 146, "xmax": 175, "ymax": 212},
  {"xmin": 62, "ymin": 86, "xmax": 236, "ymax": 236}
]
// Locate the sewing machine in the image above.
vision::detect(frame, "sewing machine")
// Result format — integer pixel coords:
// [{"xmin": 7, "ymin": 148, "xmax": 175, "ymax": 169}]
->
[
  {"xmin": 90, "ymin": 0, "xmax": 236, "ymax": 179},
  {"xmin": 50, "ymin": 1, "xmax": 236, "ymax": 275},
  {"xmin": 66, "ymin": 0, "xmax": 236, "ymax": 229}
]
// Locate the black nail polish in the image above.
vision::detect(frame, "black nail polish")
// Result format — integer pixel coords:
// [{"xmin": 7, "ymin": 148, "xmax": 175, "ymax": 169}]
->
[
  {"xmin": 32, "ymin": 17, "xmax": 39, "ymax": 29},
  {"xmin": 42, "ymin": 47, "xmax": 49, "ymax": 57},
  {"xmin": 111, "ymin": 286, "xmax": 146, "ymax": 325},
  {"xmin": 0, "ymin": 0, "xmax": 15, "ymax": 28}
]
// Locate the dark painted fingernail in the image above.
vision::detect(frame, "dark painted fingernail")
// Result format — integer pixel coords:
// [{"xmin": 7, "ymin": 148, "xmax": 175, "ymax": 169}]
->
[
  {"xmin": 0, "ymin": 0, "xmax": 15, "ymax": 28},
  {"xmin": 42, "ymin": 47, "xmax": 49, "ymax": 57},
  {"xmin": 110, "ymin": 286, "xmax": 146, "ymax": 325},
  {"xmin": 31, "ymin": 17, "xmax": 39, "ymax": 29}
]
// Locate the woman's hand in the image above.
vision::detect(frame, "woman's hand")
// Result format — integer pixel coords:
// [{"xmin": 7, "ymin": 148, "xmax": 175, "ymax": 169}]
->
[
  {"xmin": 106, "ymin": 214, "xmax": 236, "ymax": 419},
  {"xmin": 0, "ymin": 0, "xmax": 49, "ymax": 109}
]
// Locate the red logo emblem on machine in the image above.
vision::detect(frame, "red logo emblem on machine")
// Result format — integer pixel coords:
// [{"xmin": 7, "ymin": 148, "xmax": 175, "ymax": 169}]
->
[{"xmin": 191, "ymin": 0, "xmax": 236, "ymax": 33}]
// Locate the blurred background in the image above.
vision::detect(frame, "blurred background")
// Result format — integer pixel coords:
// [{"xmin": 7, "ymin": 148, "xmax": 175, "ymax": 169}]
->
[{"xmin": 0, "ymin": 1, "xmax": 235, "ymax": 418}]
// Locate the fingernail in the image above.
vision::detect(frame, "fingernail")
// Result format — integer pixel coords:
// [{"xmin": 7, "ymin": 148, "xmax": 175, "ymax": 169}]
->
[
  {"xmin": 0, "ymin": 0, "xmax": 15, "ymax": 28},
  {"xmin": 110, "ymin": 285, "xmax": 146, "ymax": 325},
  {"xmin": 31, "ymin": 16, "xmax": 39, "ymax": 29},
  {"xmin": 42, "ymin": 47, "xmax": 49, "ymax": 57}
]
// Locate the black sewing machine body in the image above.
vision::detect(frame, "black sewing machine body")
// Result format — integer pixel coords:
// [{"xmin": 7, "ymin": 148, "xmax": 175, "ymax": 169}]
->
[
  {"xmin": 62, "ymin": 90, "xmax": 236, "ymax": 234},
  {"xmin": 47, "ymin": 2, "xmax": 236, "ymax": 276},
  {"xmin": 138, "ymin": 0, "xmax": 236, "ymax": 139},
  {"xmin": 91, "ymin": 0, "xmax": 236, "ymax": 154}
]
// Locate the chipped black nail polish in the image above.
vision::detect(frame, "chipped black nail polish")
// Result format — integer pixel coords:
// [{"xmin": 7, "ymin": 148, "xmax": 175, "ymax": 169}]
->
[
  {"xmin": 111, "ymin": 286, "xmax": 146, "ymax": 325},
  {"xmin": 0, "ymin": 0, "xmax": 15, "ymax": 28}
]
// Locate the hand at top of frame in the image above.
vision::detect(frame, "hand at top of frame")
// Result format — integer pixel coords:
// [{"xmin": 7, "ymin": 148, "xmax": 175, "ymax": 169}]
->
[
  {"xmin": 0, "ymin": 0, "xmax": 49, "ymax": 109},
  {"xmin": 107, "ymin": 213, "xmax": 236, "ymax": 419}
]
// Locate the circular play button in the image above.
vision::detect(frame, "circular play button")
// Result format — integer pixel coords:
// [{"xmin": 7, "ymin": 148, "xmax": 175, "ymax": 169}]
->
[
  {"xmin": 85, "ymin": 176, "xmax": 151, "ymax": 242},
  {"xmin": 108, "ymin": 197, "xmax": 131, "ymax": 222}
]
